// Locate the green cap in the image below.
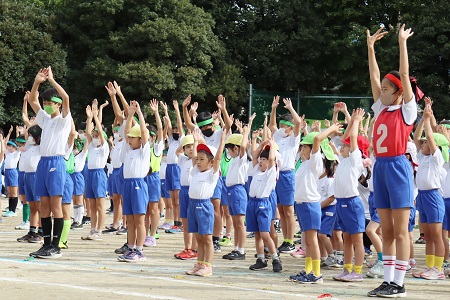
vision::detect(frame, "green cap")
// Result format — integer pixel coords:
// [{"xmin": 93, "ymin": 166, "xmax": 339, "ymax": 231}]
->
[
  {"xmin": 300, "ymin": 132, "xmax": 336, "ymax": 161},
  {"xmin": 434, "ymin": 133, "xmax": 449, "ymax": 163}
]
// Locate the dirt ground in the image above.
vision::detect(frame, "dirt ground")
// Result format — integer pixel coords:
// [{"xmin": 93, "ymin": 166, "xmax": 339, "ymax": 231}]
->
[{"xmin": 0, "ymin": 197, "xmax": 449, "ymax": 300}]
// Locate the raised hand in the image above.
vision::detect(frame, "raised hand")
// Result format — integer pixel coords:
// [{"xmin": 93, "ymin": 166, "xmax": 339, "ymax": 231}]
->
[
  {"xmin": 173, "ymin": 100, "xmax": 179, "ymax": 111},
  {"xmin": 24, "ymin": 91, "xmax": 30, "ymax": 102},
  {"xmin": 324, "ymin": 119, "xmax": 330, "ymax": 128},
  {"xmin": 100, "ymin": 100, "xmax": 109, "ymax": 109},
  {"xmin": 113, "ymin": 81, "xmax": 123, "ymax": 96},
  {"xmin": 212, "ymin": 110, "xmax": 219, "ymax": 120},
  {"xmin": 47, "ymin": 66, "xmax": 54, "ymax": 81},
  {"xmin": 252, "ymin": 130, "xmax": 259, "ymax": 140},
  {"xmin": 249, "ymin": 112, "xmax": 256, "ymax": 123},
  {"xmin": 182, "ymin": 95, "xmax": 191, "ymax": 108},
  {"xmin": 424, "ymin": 96, "xmax": 433, "ymax": 107},
  {"xmin": 16, "ymin": 126, "xmax": 24, "ymax": 135},
  {"xmin": 423, "ymin": 104, "xmax": 432, "ymax": 119},
  {"xmin": 35, "ymin": 68, "xmax": 48, "ymax": 84},
  {"xmin": 353, "ymin": 108, "xmax": 365, "ymax": 121},
  {"xmin": 149, "ymin": 98, "xmax": 158, "ymax": 113},
  {"xmin": 105, "ymin": 82, "xmax": 116, "ymax": 96},
  {"xmin": 329, "ymin": 122, "xmax": 343, "ymax": 133},
  {"xmin": 128, "ymin": 100, "xmax": 138, "ymax": 116},
  {"xmin": 193, "ymin": 127, "xmax": 201, "ymax": 142},
  {"xmin": 398, "ymin": 24, "xmax": 414, "ymax": 42},
  {"xmin": 161, "ymin": 101, "xmax": 168, "ymax": 113},
  {"xmin": 272, "ymin": 96, "xmax": 280, "ymax": 109},
  {"xmin": 91, "ymin": 99, "xmax": 99, "ymax": 116},
  {"xmin": 235, "ymin": 118, "xmax": 243, "ymax": 130},
  {"xmin": 163, "ymin": 115, "xmax": 170, "ymax": 125},
  {"xmin": 216, "ymin": 94, "xmax": 226, "ymax": 111},
  {"xmin": 86, "ymin": 105, "xmax": 93, "ymax": 118},
  {"xmin": 283, "ymin": 98, "xmax": 293, "ymax": 110},
  {"xmin": 366, "ymin": 27, "xmax": 388, "ymax": 47}
]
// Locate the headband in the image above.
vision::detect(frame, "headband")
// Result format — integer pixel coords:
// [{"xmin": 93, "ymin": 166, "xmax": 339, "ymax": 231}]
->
[
  {"xmin": 384, "ymin": 74, "xmax": 402, "ymax": 90},
  {"xmin": 113, "ymin": 126, "xmax": 120, "ymax": 131},
  {"xmin": 51, "ymin": 96, "xmax": 63, "ymax": 103},
  {"xmin": 197, "ymin": 118, "xmax": 214, "ymax": 128},
  {"xmin": 279, "ymin": 120, "xmax": 295, "ymax": 127}
]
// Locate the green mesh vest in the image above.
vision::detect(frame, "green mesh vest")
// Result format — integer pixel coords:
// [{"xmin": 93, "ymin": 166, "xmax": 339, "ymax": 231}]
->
[
  {"xmin": 149, "ymin": 146, "xmax": 162, "ymax": 173},
  {"xmin": 220, "ymin": 150, "xmax": 233, "ymax": 177},
  {"xmin": 65, "ymin": 152, "xmax": 75, "ymax": 174}
]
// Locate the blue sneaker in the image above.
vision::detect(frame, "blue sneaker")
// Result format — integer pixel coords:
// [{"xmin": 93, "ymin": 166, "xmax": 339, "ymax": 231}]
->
[
  {"xmin": 299, "ymin": 272, "xmax": 323, "ymax": 284},
  {"xmin": 2, "ymin": 211, "xmax": 17, "ymax": 217},
  {"xmin": 289, "ymin": 270, "xmax": 307, "ymax": 282}
]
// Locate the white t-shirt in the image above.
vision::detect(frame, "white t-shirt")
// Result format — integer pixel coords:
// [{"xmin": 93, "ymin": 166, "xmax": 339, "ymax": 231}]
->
[
  {"xmin": 248, "ymin": 164, "xmax": 277, "ymax": 198},
  {"xmin": 122, "ymin": 142, "xmax": 151, "ymax": 179},
  {"xmin": 167, "ymin": 135, "xmax": 184, "ymax": 164},
  {"xmin": 416, "ymin": 149, "xmax": 446, "ymax": 190},
  {"xmin": 178, "ymin": 154, "xmax": 193, "ymax": 186},
  {"xmin": 368, "ymin": 153, "xmax": 376, "ymax": 192},
  {"xmin": 334, "ymin": 149, "xmax": 364, "ymax": 198},
  {"xmin": 160, "ymin": 157, "xmax": 167, "ymax": 180},
  {"xmin": 358, "ymin": 181, "xmax": 371, "ymax": 219},
  {"xmin": 188, "ymin": 167, "xmax": 220, "ymax": 199},
  {"xmin": 35, "ymin": 109, "xmax": 72, "ymax": 156},
  {"xmin": 294, "ymin": 151, "xmax": 323, "ymax": 203},
  {"xmin": 273, "ymin": 129, "xmax": 301, "ymax": 171},
  {"xmin": 18, "ymin": 148, "xmax": 27, "ymax": 172},
  {"xmin": 22, "ymin": 144, "xmax": 41, "ymax": 173},
  {"xmin": 153, "ymin": 140, "xmax": 165, "ymax": 157},
  {"xmin": 4, "ymin": 150, "xmax": 20, "ymax": 169},
  {"xmin": 74, "ymin": 150, "xmax": 88, "ymax": 173},
  {"xmin": 110, "ymin": 140, "xmax": 125, "ymax": 169},
  {"xmin": 443, "ymin": 163, "xmax": 450, "ymax": 198},
  {"xmin": 88, "ymin": 141, "xmax": 109, "ymax": 169},
  {"xmin": 226, "ymin": 153, "xmax": 249, "ymax": 187},
  {"xmin": 199, "ymin": 127, "xmax": 223, "ymax": 149},
  {"xmin": 371, "ymin": 96, "xmax": 417, "ymax": 126},
  {"xmin": 318, "ymin": 176, "xmax": 336, "ymax": 205}
]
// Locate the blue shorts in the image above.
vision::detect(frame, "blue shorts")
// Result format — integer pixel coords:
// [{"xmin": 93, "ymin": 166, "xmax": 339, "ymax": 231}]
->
[
  {"xmin": 368, "ymin": 192, "xmax": 380, "ymax": 223},
  {"xmin": 227, "ymin": 184, "xmax": 247, "ymax": 216},
  {"xmin": 336, "ymin": 196, "xmax": 366, "ymax": 235},
  {"xmin": 295, "ymin": 202, "xmax": 321, "ymax": 232},
  {"xmin": 165, "ymin": 164, "xmax": 181, "ymax": 191},
  {"xmin": 333, "ymin": 208, "xmax": 342, "ymax": 231},
  {"xmin": 245, "ymin": 176, "xmax": 252, "ymax": 198},
  {"xmin": 188, "ymin": 199, "xmax": 214, "ymax": 235},
  {"xmin": 108, "ymin": 174, "xmax": 114, "ymax": 195},
  {"xmin": 82, "ymin": 161, "xmax": 89, "ymax": 189},
  {"xmin": 145, "ymin": 172, "xmax": 161, "ymax": 202},
  {"xmin": 111, "ymin": 167, "xmax": 124, "ymax": 195},
  {"xmin": 246, "ymin": 197, "xmax": 272, "ymax": 232},
  {"xmin": 416, "ymin": 189, "xmax": 445, "ymax": 224},
  {"xmin": 319, "ymin": 204, "xmax": 337, "ymax": 236},
  {"xmin": 276, "ymin": 170, "xmax": 295, "ymax": 206},
  {"xmin": 18, "ymin": 171, "xmax": 25, "ymax": 195},
  {"xmin": 35, "ymin": 156, "xmax": 66, "ymax": 197},
  {"xmin": 62, "ymin": 173, "xmax": 74, "ymax": 204},
  {"xmin": 122, "ymin": 178, "xmax": 149, "ymax": 215},
  {"xmin": 269, "ymin": 189, "xmax": 277, "ymax": 220},
  {"xmin": 443, "ymin": 198, "xmax": 450, "ymax": 231},
  {"xmin": 220, "ymin": 176, "xmax": 229, "ymax": 206},
  {"xmin": 212, "ymin": 176, "xmax": 222, "ymax": 200},
  {"xmin": 409, "ymin": 206, "xmax": 416, "ymax": 232},
  {"xmin": 85, "ymin": 168, "xmax": 107, "ymax": 199},
  {"xmin": 373, "ymin": 156, "xmax": 414, "ymax": 209},
  {"xmin": 24, "ymin": 172, "xmax": 40, "ymax": 202},
  {"xmin": 5, "ymin": 168, "xmax": 18, "ymax": 187},
  {"xmin": 179, "ymin": 186, "xmax": 190, "ymax": 219},
  {"xmin": 160, "ymin": 179, "xmax": 170, "ymax": 198},
  {"xmin": 70, "ymin": 172, "xmax": 85, "ymax": 196}
]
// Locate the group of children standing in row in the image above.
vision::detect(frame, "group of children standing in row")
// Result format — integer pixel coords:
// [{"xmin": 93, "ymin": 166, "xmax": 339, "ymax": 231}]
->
[{"xmin": 2, "ymin": 24, "xmax": 450, "ymax": 298}]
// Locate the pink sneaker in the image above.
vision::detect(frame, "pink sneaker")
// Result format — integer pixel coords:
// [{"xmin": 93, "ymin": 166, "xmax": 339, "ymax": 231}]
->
[
  {"xmin": 143, "ymin": 236, "xmax": 156, "ymax": 247},
  {"xmin": 195, "ymin": 264, "xmax": 212, "ymax": 277},
  {"xmin": 421, "ymin": 266, "xmax": 445, "ymax": 280},
  {"xmin": 333, "ymin": 269, "xmax": 350, "ymax": 281},
  {"xmin": 185, "ymin": 263, "xmax": 201, "ymax": 275},
  {"xmin": 290, "ymin": 247, "xmax": 306, "ymax": 258},
  {"xmin": 412, "ymin": 267, "xmax": 429, "ymax": 278},
  {"xmin": 340, "ymin": 271, "xmax": 363, "ymax": 282}
]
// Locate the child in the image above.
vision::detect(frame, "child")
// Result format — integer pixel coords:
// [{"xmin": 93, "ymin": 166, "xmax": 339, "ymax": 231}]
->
[
  {"xmin": 28, "ymin": 66, "xmax": 72, "ymax": 259},
  {"xmin": 71, "ymin": 134, "xmax": 88, "ymax": 230},
  {"xmin": 247, "ymin": 138, "xmax": 282, "ymax": 273},
  {"xmin": 2, "ymin": 126, "xmax": 20, "ymax": 217},
  {"xmin": 185, "ymin": 128, "xmax": 225, "ymax": 276},
  {"xmin": 412, "ymin": 104, "xmax": 447, "ymax": 279},
  {"xmin": 16, "ymin": 131, "xmax": 29, "ymax": 230},
  {"xmin": 367, "ymin": 25, "xmax": 419, "ymax": 297},
  {"xmin": 117, "ymin": 100, "xmax": 150, "ymax": 262}
]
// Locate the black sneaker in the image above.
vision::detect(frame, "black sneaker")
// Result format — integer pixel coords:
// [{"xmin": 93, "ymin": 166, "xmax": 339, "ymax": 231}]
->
[
  {"xmin": 228, "ymin": 251, "xmax": 245, "ymax": 260},
  {"xmin": 213, "ymin": 240, "xmax": 221, "ymax": 253},
  {"xmin": 222, "ymin": 250, "xmax": 238, "ymax": 259},
  {"xmin": 83, "ymin": 217, "xmax": 91, "ymax": 225},
  {"xmin": 17, "ymin": 233, "xmax": 33, "ymax": 243},
  {"xmin": 30, "ymin": 244, "xmax": 51, "ymax": 257},
  {"xmin": 37, "ymin": 244, "xmax": 62, "ymax": 259},
  {"xmin": 367, "ymin": 281, "xmax": 390, "ymax": 297},
  {"xmin": 115, "ymin": 243, "xmax": 129, "ymax": 254},
  {"xmin": 71, "ymin": 222, "xmax": 83, "ymax": 230},
  {"xmin": 272, "ymin": 258, "xmax": 283, "ymax": 272},
  {"xmin": 102, "ymin": 227, "xmax": 118, "ymax": 234},
  {"xmin": 376, "ymin": 282, "xmax": 406, "ymax": 298},
  {"xmin": 249, "ymin": 258, "xmax": 268, "ymax": 271},
  {"xmin": 278, "ymin": 241, "xmax": 295, "ymax": 253}
]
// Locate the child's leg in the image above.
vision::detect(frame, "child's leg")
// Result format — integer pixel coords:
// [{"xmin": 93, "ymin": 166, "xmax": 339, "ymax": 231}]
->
[
  {"xmin": 196, "ymin": 233, "xmax": 205, "ymax": 262},
  {"xmin": 235, "ymin": 214, "xmax": 246, "ymax": 252},
  {"xmin": 305, "ymin": 230, "xmax": 321, "ymax": 274},
  {"xmin": 254, "ymin": 232, "xmax": 264, "ymax": 255},
  {"xmin": 222, "ymin": 205, "xmax": 232, "ymax": 237},
  {"xmin": 134, "ymin": 214, "xmax": 146, "ymax": 247},
  {"xmin": 443, "ymin": 229, "xmax": 449, "ymax": 263},
  {"xmin": 270, "ymin": 220, "xmax": 278, "ymax": 247},
  {"xmin": 366, "ymin": 221, "xmax": 383, "ymax": 257},
  {"xmin": 60, "ymin": 204, "xmax": 71, "ymax": 245},
  {"xmin": 73, "ymin": 195, "xmax": 84, "ymax": 224},
  {"xmin": 181, "ymin": 218, "xmax": 193, "ymax": 249},
  {"xmin": 88, "ymin": 198, "xmax": 96, "ymax": 230},
  {"xmin": 212, "ymin": 199, "xmax": 222, "ymax": 243},
  {"xmin": 159, "ymin": 198, "xmax": 165, "ymax": 216},
  {"xmin": 343, "ymin": 232, "xmax": 354, "ymax": 271},
  {"xmin": 163, "ymin": 197, "xmax": 173, "ymax": 225},
  {"xmin": 149, "ymin": 202, "xmax": 159, "ymax": 236},
  {"xmin": 127, "ymin": 215, "xmax": 136, "ymax": 247},
  {"xmin": 49, "ymin": 195, "xmax": 64, "ymax": 247},
  {"xmin": 318, "ymin": 234, "xmax": 333, "ymax": 256},
  {"xmin": 144, "ymin": 206, "xmax": 151, "ymax": 236},
  {"xmin": 96, "ymin": 197, "xmax": 105, "ymax": 231},
  {"xmin": 112, "ymin": 194, "xmax": 122, "ymax": 229},
  {"xmin": 350, "ymin": 232, "xmax": 364, "ymax": 274},
  {"xmin": 170, "ymin": 190, "xmax": 180, "ymax": 225},
  {"xmin": 428, "ymin": 223, "xmax": 444, "ymax": 270},
  {"xmin": 203, "ymin": 234, "xmax": 214, "ymax": 264},
  {"xmin": 29, "ymin": 202, "xmax": 39, "ymax": 229},
  {"xmin": 7, "ymin": 186, "xmax": 19, "ymax": 212}
]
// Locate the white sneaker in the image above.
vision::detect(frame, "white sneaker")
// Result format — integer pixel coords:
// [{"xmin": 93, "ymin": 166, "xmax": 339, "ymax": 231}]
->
[
  {"xmin": 15, "ymin": 221, "xmax": 30, "ymax": 230},
  {"xmin": 143, "ymin": 236, "xmax": 156, "ymax": 247},
  {"xmin": 366, "ymin": 260, "xmax": 384, "ymax": 278}
]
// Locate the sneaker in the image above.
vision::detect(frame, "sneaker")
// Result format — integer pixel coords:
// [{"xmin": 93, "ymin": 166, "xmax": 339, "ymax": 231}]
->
[
  {"xmin": 299, "ymin": 271, "xmax": 323, "ymax": 284},
  {"xmin": 174, "ymin": 249, "xmax": 188, "ymax": 259},
  {"xmin": 420, "ymin": 266, "xmax": 445, "ymax": 280},
  {"xmin": 376, "ymin": 282, "xmax": 406, "ymax": 298},
  {"xmin": 366, "ymin": 259, "xmax": 379, "ymax": 268},
  {"xmin": 71, "ymin": 222, "xmax": 83, "ymax": 230},
  {"xmin": 444, "ymin": 266, "xmax": 450, "ymax": 278},
  {"xmin": 165, "ymin": 225, "xmax": 182, "ymax": 234},
  {"xmin": 81, "ymin": 229, "xmax": 96, "ymax": 240},
  {"xmin": 82, "ymin": 217, "xmax": 91, "ymax": 225},
  {"xmin": 155, "ymin": 232, "xmax": 160, "ymax": 239},
  {"xmin": 290, "ymin": 247, "xmax": 306, "ymax": 258},
  {"xmin": 158, "ymin": 222, "xmax": 172, "ymax": 230},
  {"xmin": 367, "ymin": 260, "xmax": 384, "ymax": 278},
  {"xmin": 89, "ymin": 231, "xmax": 103, "ymax": 241},
  {"xmin": 117, "ymin": 248, "xmax": 133, "ymax": 261},
  {"xmin": 2, "ymin": 211, "xmax": 17, "ymax": 217},
  {"xmin": 2, "ymin": 206, "xmax": 9, "ymax": 212},
  {"xmin": 367, "ymin": 281, "xmax": 390, "ymax": 297},
  {"xmin": 278, "ymin": 241, "xmax": 295, "ymax": 253},
  {"xmin": 116, "ymin": 227, "xmax": 128, "ymax": 235},
  {"xmin": 195, "ymin": 264, "xmax": 212, "ymax": 276},
  {"xmin": 289, "ymin": 270, "xmax": 307, "ymax": 282},
  {"xmin": 246, "ymin": 232, "xmax": 255, "ymax": 238},
  {"xmin": 334, "ymin": 258, "xmax": 344, "ymax": 268},
  {"xmin": 222, "ymin": 250, "xmax": 238, "ymax": 259},
  {"xmin": 412, "ymin": 267, "xmax": 429, "ymax": 278},
  {"xmin": 186, "ymin": 263, "xmax": 202, "ymax": 275},
  {"xmin": 28, "ymin": 235, "xmax": 43, "ymax": 243},
  {"xmin": 178, "ymin": 249, "xmax": 198, "ymax": 260},
  {"xmin": 30, "ymin": 244, "xmax": 51, "ymax": 257},
  {"xmin": 364, "ymin": 247, "xmax": 373, "ymax": 258},
  {"xmin": 143, "ymin": 236, "xmax": 156, "ymax": 247},
  {"xmin": 294, "ymin": 230, "xmax": 302, "ymax": 238},
  {"xmin": 115, "ymin": 243, "xmax": 129, "ymax": 254},
  {"xmin": 226, "ymin": 250, "xmax": 245, "ymax": 260},
  {"xmin": 17, "ymin": 233, "xmax": 33, "ymax": 242},
  {"xmin": 36, "ymin": 244, "xmax": 62, "ymax": 259},
  {"xmin": 415, "ymin": 236, "xmax": 426, "ymax": 244},
  {"xmin": 122, "ymin": 249, "xmax": 147, "ymax": 262},
  {"xmin": 59, "ymin": 241, "xmax": 69, "ymax": 249},
  {"xmin": 409, "ymin": 258, "xmax": 417, "ymax": 270},
  {"xmin": 213, "ymin": 240, "xmax": 221, "ymax": 253},
  {"xmin": 333, "ymin": 269, "xmax": 350, "ymax": 281},
  {"xmin": 340, "ymin": 271, "xmax": 363, "ymax": 282},
  {"xmin": 219, "ymin": 236, "xmax": 232, "ymax": 247},
  {"xmin": 15, "ymin": 221, "xmax": 30, "ymax": 230},
  {"xmin": 294, "ymin": 239, "xmax": 302, "ymax": 245},
  {"xmin": 249, "ymin": 258, "xmax": 268, "ymax": 271},
  {"xmin": 102, "ymin": 227, "xmax": 118, "ymax": 234},
  {"xmin": 323, "ymin": 256, "xmax": 336, "ymax": 268},
  {"xmin": 272, "ymin": 258, "xmax": 282, "ymax": 272}
]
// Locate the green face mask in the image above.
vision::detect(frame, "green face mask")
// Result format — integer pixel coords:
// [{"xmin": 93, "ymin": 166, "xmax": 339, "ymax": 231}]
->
[{"xmin": 44, "ymin": 105, "xmax": 56, "ymax": 115}]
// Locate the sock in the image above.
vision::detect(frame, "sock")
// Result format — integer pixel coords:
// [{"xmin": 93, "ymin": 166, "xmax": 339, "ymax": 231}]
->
[
  {"xmin": 52, "ymin": 218, "xmax": 64, "ymax": 247},
  {"xmin": 383, "ymin": 255, "xmax": 396, "ymax": 283},
  {"xmin": 284, "ymin": 238, "xmax": 294, "ymax": 245},
  {"xmin": 23, "ymin": 204, "xmax": 30, "ymax": 222},
  {"xmin": 257, "ymin": 253, "xmax": 265, "ymax": 260},
  {"xmin": 312, "ymin": 259, "xmax": 321, "ymax": 276},
  {"xmin": 29, "ymin": 226, "xmax": 37, "ymax": 235},
  {"xmin": 321, "ymin": 256, "xmax": 327, "ymax": 263},
  {"xmin": 354, "ymin": 265, "xmax": 362, "ymax": 274},
  {"xmin": 77, "ymin": 205, "xmax": 85, "ymax": 224},
  {"xmin": 136, "ymin": 246, "xmax": 143, "ymax": 251},
  {"xmin": 9, "ymin": 197, "xmax": 18, "ymax": 212},
  {"xmin": 305, "ymin": 257, "xmax": 313, "ymax": 273},
  {"xmin": 73, "ymin": 205, "xmax": 79, "ymax": 223},
  {"xmin": 129, "ymin": 244, "xmax": 136, "ymax": 249},
  {"xmin": 41, "ymin": 217, "xmax": 52, "ymax": 245},
  {"xmin": 238, "ymin": 247, "xmax": 245, "ymax": 254},
  {"xmin": 271, "ymin": 253, "xmax": 279, "ymax": 260},
  {"xmin": 344, "ymin": 263, "xmax": 353, "ymax": 273},
  {"xmin": 59, "ymin": 220, "xmax": 71, "ymax": 244},
  {"xmin": 336, "ymin": 251, "xmax": 343, "ymax": 261},
  {"xmin": 203, "ymin": 261, "xmax": 211, "ymax": 267},
  {"xmin": 377, "ymin": 252, "xmax": 383, "ymax": 262},
  {"xmin": 38, "ymin": 227, "xmax": 43, "ymax": 236},
  {"xmin": 426, "ymin": 254, "xmax": 435, "ymax": 269},
  {"xmin": 393, "ymin": 259, "xmax": 408, "ymax": 286},
  {"xmin": 435, "ymin": 256, "xmax": 444, "ymax": 272}
]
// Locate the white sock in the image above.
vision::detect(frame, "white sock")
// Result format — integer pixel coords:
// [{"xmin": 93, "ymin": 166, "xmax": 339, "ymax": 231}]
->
[
  {"xmin": 238, "ymin": 247, "xmax": 245, "ymax": 254},
  {"xmin": 383, "ymin": 255, "xmax": 396, "ymax": 283},
  {"xmin": 73, "ymin": 206, "xmax": 79, "ymax": 223},
  {"xmin": 393, "ymin": 260, "xmax": 408, "ymax": 286},
  {"xmin": 77, "ymin": 206, "xmax": 84, "ymax": 224}
]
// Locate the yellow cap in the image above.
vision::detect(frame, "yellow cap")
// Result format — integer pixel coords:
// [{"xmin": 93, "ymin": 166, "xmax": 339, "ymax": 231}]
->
[
  {"xmin": 180, "ymin": 135, "xmax": 194, "ymax": 147},
  {"xmin": 225, "ymin": 133, "xmax": 243, "ymax": 146},
  {"xmin": 127, "ymin": 125, "xmax": 141, "ymax": 138}
]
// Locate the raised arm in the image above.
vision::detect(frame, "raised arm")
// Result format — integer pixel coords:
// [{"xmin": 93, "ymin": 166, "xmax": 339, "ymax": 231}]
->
[
  {"xmin": 216, "ymin": 95, "xmax": 232, "ymax": 131},
  {"xmin": 85, "ymin": 105, "xmax": 94, "ymax": 145},
  {"xmin": 149, "ymin": 99, "xmax": 163, "ymax": 143},
  {"xmin": 92, "ymin": 100, "xmax": 106, "ymax": 146},
  {"xmin": 113, "ymin": 81, "xmax": 129, "ymax": 118},
  {"xmin": 68, "ymin": 118, "xmax": 77, "ymax": 150},
  {"xmin": 240, "ymin": 113, "xmax": 255, "ymax": 158},
  {"xmin": 366, "ymin": 28, "xmax": 388, "ymax": 102},
  {"xmin": 29, "ymin": 68, "xmax": 47, "ymax": 114},
  {"xmin": 22, "ymin": 92, "xmax": 32, "ymax": 128},
  {"xmin": 312, "ymin": 123, "xmax": 342, "ymax": 155},
  {"xmin": 422, "ymin": 105, "xmax": 437, "ymax": 154},
  {"xmin": 98, "ymin": 100, "xmax": 109, "ymax": 126},
  {"xmin": 5, "ymin": 126, "xmax": 13, "ymax": 145},
  {"xmin": 268, "ymin": 96, "xmax": 279, "ymax": 133},
  {"xmin": 267, "ymin": 138, "xmax": 276, "ymax": 169},
  {"xmin": 173, "ymin": 100, "xmax": 184, "ymax": 135},
  {"xmin": 135, "ymin": 101, "xmax": 148, "ymax": 147},
  {"xmin": 398, "ymin": 24, "xmax": 414, "ymax": 104},
  {"xmin": 413, "ymin": 114, "xmax": 425, "ymax": 151},
  {"xmin": 182, "ymin": 95, "xmax": 196, "ymax": 132},
  {"xmin": 350, "ymin": 109, "xmax": 365, "ymax": 153},
  {"xmin": 283, "ymin": 98, "xmax": 302, "ymax": 137},
  {"xmin": 213, "ymin": 129, "xmax": 227, "ymax": 173},
  {"xmin": 47, "ymin": 66, "xmax": 70, "ymax": 118},
  {"xmin": 105, "ymin": 82, "xmax": 124, "ymax": 124}
]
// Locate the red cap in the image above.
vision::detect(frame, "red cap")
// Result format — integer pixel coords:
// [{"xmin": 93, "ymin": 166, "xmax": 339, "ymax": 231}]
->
[
  {"xmin": 197, "ymin": 143, "xmax": 217, "ymax": 157},
  {"xmin": 341, "ymin": 136, "xmax": 369, "ymax": 157}
]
